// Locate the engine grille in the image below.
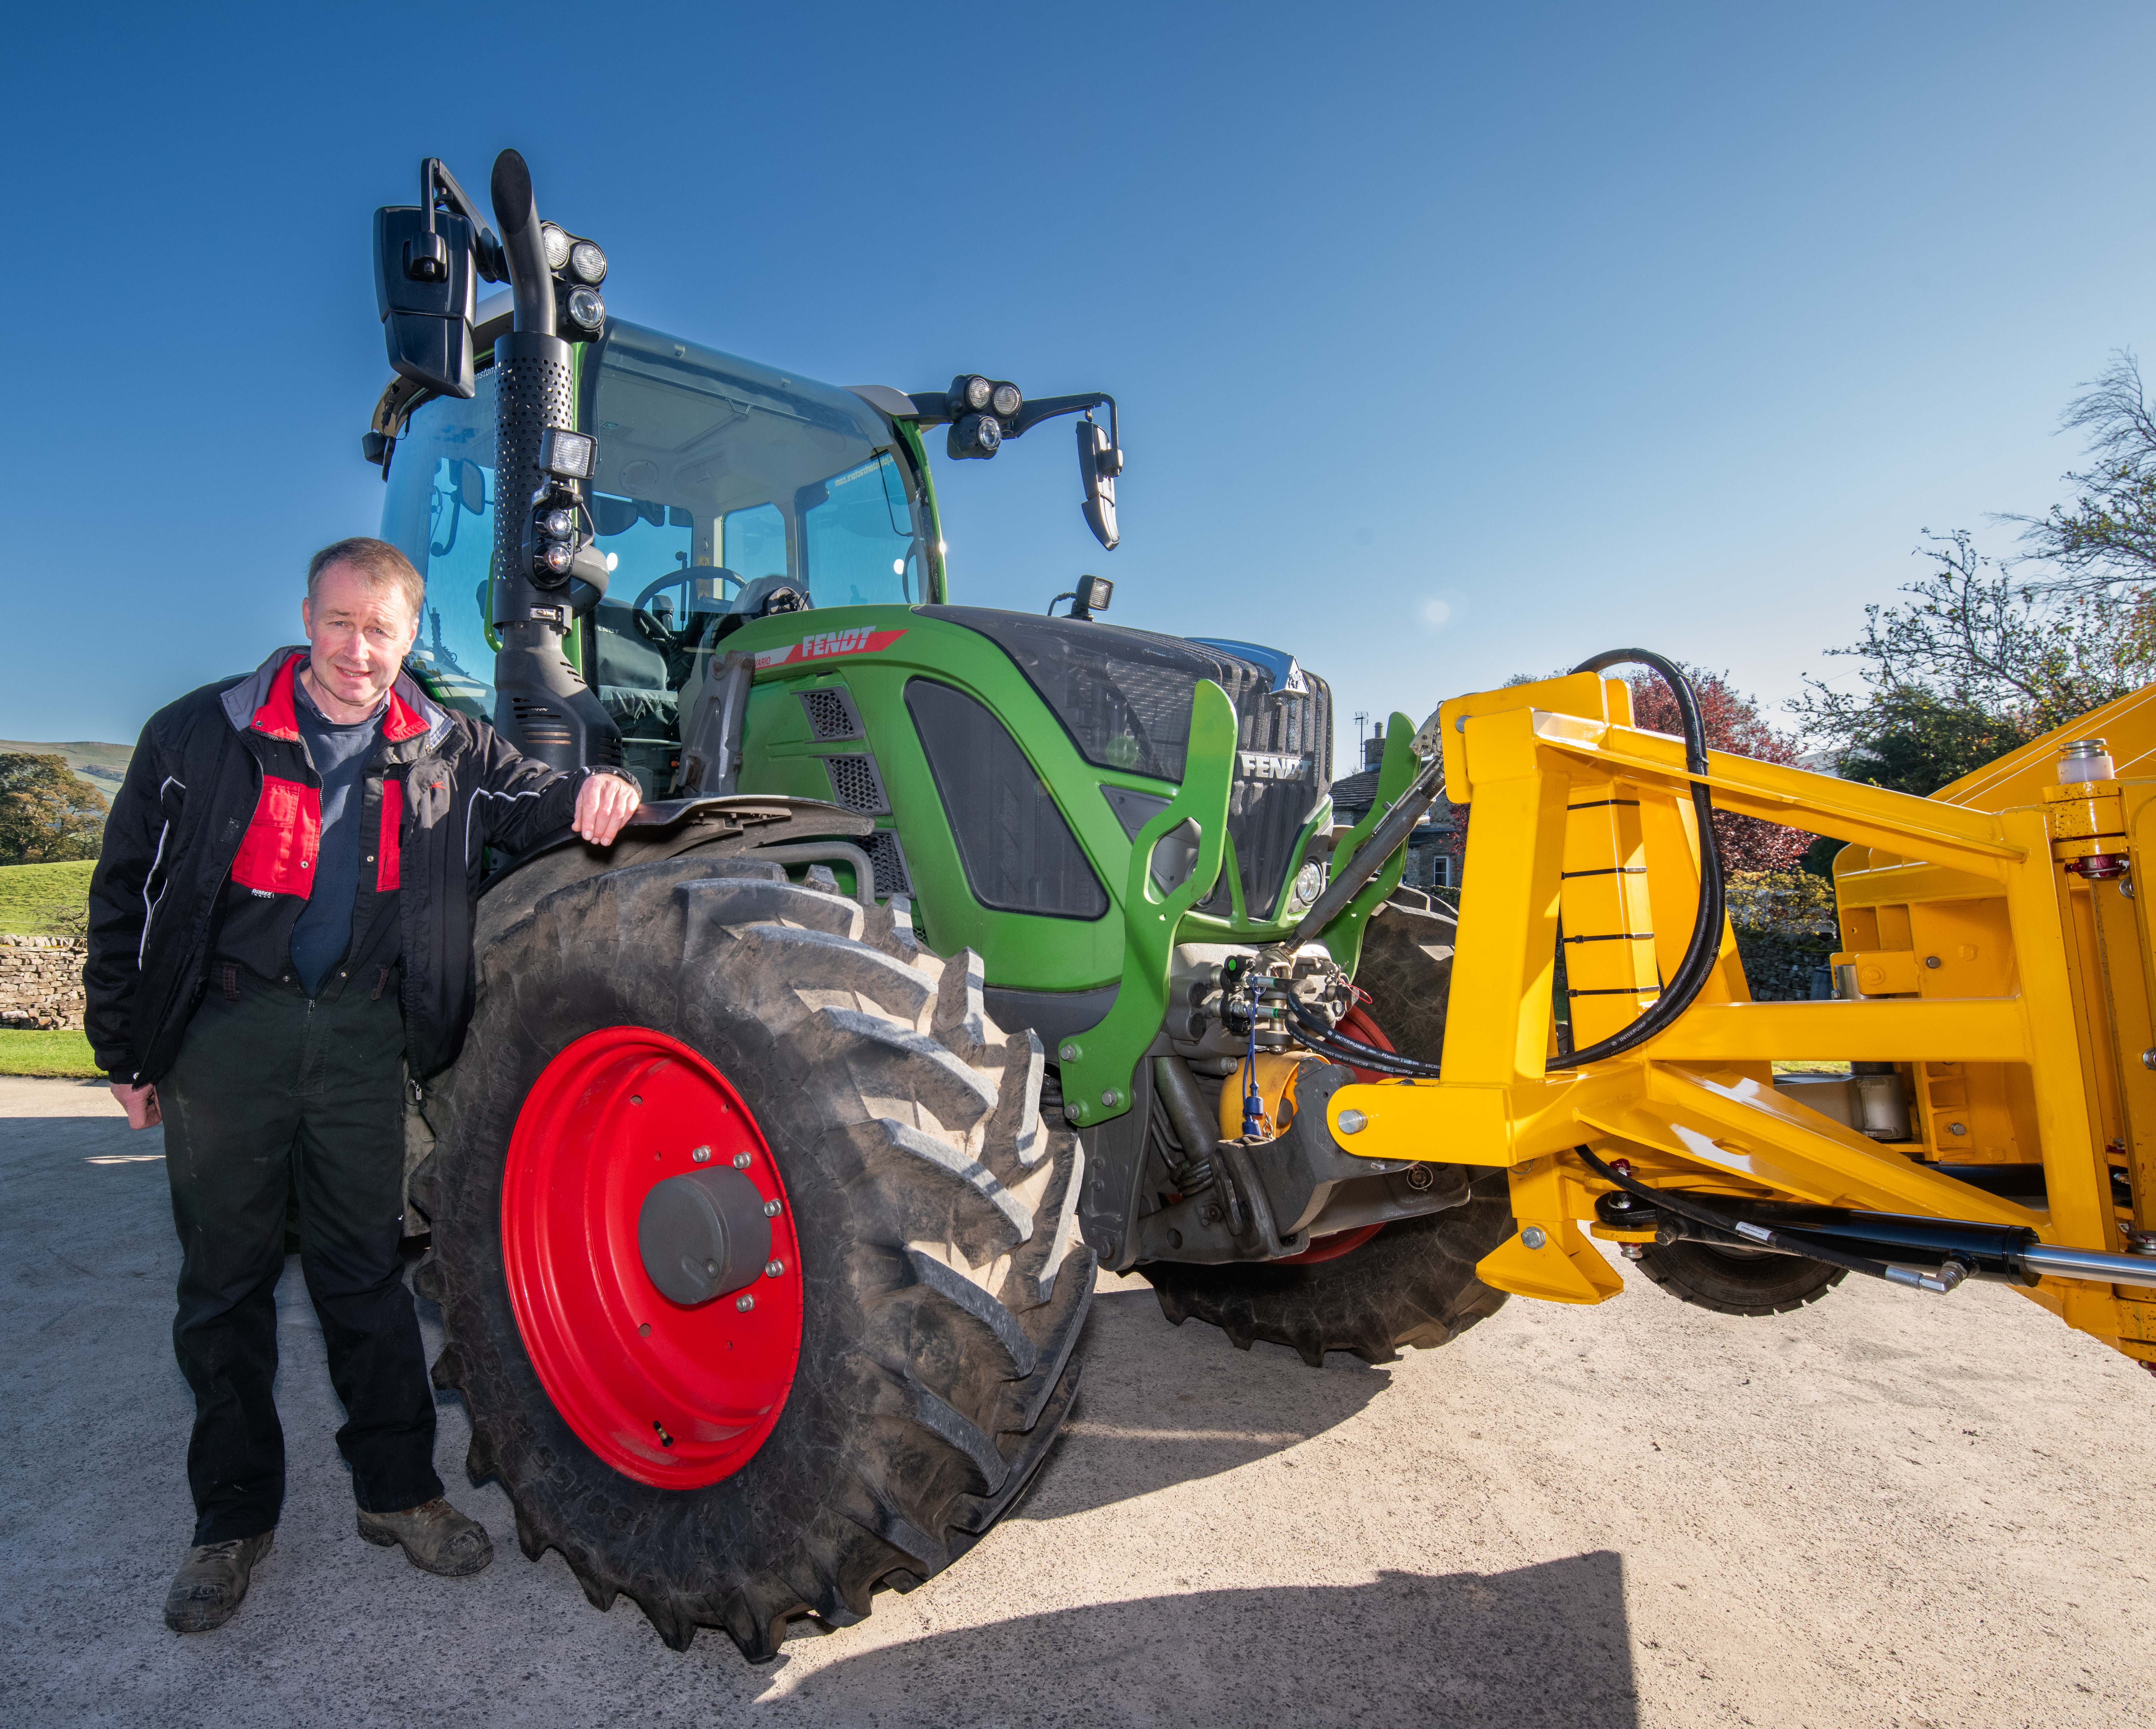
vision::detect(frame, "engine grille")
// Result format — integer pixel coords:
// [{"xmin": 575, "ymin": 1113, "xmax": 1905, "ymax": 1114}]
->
[
  {"xmin": 922, "ymin": 608, "xmax": 1331, "ymax": 923},
  {"xmin": 822, "ymin": 752, "xmax": 889, "ymax": 815}
]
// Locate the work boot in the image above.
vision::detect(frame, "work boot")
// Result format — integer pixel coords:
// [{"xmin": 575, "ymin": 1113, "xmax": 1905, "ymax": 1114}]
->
[
  {"xmin": 163, "ymin": 1531, "xmax": 274, "ymax": 1633},
  {"xmin": 356, "ymin": 1497, "xmax": 494, "ymax": 1577}
]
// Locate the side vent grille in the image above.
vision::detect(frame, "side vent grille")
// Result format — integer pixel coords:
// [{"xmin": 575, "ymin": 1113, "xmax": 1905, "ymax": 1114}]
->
[
  {"xmin": 823, "ymin": 752, "xmax": 889, "ymax": 815},
  {"xmin": 800, "ymin": 687, "xmax": 864, "ymax": 740},
  {"xmin": 863, "ymin": 829, "xmax": 913, "ymax": 897},
  {"xmin": 509, "ymin": 697, "xmax": 573, "ymax": 748}
]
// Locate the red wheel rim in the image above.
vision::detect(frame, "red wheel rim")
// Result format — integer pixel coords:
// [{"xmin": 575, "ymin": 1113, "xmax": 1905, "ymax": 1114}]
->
[
  {"xmin": 1274, "ymin": 1006, "xmax": 1400, "ymax": 1267},
  {"xmin": 501, "ymin": 1027, "xmax": 802, "ymax": 1489}
]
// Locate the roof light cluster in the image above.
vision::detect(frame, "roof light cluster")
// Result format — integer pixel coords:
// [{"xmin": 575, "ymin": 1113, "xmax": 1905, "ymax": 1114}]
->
[
  {"xmin": 539, "ymin": 223, "xmax": 608, "ymax": 340},
  {"xmin": 947, "ymin": 374, "xmax": 1024, "ymax": 461}
]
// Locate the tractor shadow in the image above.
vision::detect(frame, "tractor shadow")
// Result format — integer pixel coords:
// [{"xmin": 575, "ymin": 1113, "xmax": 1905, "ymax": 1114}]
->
[
  {"xmin": 1012, "ymin": 1282, "xmax": 1396, "ymax": 1521},
  {"xmin": 779, "ymin": 1555, "xmax": 1639, "ymax": 1727}
]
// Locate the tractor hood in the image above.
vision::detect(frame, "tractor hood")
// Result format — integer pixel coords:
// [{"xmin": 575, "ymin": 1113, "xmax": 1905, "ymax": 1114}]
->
[{"xmin": 918, "ymin": 607, "xmax": 1333, "ymax": 923}]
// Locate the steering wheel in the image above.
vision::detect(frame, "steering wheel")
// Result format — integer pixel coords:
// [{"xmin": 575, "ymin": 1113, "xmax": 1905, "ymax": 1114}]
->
[{"xmin": 629, "ymin": 568, "xmax": 749, "ymax": 648}]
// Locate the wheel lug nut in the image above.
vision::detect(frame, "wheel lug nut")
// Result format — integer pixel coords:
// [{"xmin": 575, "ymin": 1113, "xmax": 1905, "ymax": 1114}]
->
[
  {"xmin": 732, "ymin": 1152, "xmax": 752, "ymax": 1170},
  {"xmin": 762, "ymin": 1199, "xmax": 782, "ymax": 1218},
  {"xmin": 735, "ymin": 1294, "xmax": 755, "ymax": 1312},
  {"xmin": 691, "ymin": 1146, "xmax": 712, "ymax": 1163},
  {"xmin": 764, "ymin": 1259, "xmax": 785, "ymax": 1278}
]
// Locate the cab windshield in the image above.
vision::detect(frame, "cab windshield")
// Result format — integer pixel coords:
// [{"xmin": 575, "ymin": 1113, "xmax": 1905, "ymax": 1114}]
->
[{"xmin": 379, "ymin": 318, "xmax": 931, "ymax": 789}]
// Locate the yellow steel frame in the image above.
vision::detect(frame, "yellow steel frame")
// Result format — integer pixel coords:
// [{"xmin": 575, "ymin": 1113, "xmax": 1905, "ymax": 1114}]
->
[{"xmin": 1324, "ymin": 672, "xmax": 2156, "ymax": 1360}]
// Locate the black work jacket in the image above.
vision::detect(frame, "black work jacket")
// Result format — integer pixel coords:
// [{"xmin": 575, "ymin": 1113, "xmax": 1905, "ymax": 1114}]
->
[{"xmin": 86, "ymin": 646, "xmax": 607, "ymax": 1084}]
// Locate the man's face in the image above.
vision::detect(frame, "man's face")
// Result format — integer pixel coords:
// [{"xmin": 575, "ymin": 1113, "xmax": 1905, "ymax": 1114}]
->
[{"xmin": 301, "ymin": 564, "xmax": 420, "ymax": 714}]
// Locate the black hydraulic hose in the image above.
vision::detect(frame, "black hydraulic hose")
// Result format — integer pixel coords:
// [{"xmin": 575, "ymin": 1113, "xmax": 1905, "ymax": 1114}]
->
[
  {"xmin": 1545, "ymin": 650, "xmax": 1726, "ymax": 1071},
  {"xmin": 1286, "ymin": 999, "xmax": 1439, "ymax": 1076},
  {"xmin": 1572, "ymin": 1144, "xmax": 1967, "ymax": 1292},
  {"xmin": 489, "ymin": 149, "xmax": 555, "ymax": 334},
  {"xmin": 1290, "ymin": 754, "xmax": 1447, "ymax": 949}
]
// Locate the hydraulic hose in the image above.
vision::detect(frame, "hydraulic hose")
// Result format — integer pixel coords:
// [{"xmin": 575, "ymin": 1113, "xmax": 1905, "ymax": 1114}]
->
[
  {"xmin": 1545, "ymin": 650, "xmax": 1726, "ymax": 1070},
  {"xmin": 1573, "ymin": 1144, "xmax": 1968, "ymax": 1293},
  {"xmin": 1289, "ymin": 754, "xmax": 1447, "ymax": 949},
  {"xmin": 1284, "ymin": 649, "xmax": 1723, "ymax": 1083}
]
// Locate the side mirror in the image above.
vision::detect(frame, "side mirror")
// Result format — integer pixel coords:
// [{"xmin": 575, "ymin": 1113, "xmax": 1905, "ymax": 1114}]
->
[
  {"xmin": 373, "ymin": 205, "xmax": 477, "ymax": 399},
  {"xmin": 1078, "ymin": 417, "xmax": 1121, "ymax": 550}
]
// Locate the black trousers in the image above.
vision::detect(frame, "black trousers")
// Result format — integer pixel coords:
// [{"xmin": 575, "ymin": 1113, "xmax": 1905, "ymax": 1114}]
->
[{"xmin": 158, "ymin": 969, "xmax": 443, "ymax": 1544}]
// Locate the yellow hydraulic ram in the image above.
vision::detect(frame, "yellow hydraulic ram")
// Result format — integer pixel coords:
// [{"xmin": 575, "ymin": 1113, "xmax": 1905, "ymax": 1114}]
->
[{"xmin": 1321, "ymin": 668, "xmax": 2156, "ymax": 1366}]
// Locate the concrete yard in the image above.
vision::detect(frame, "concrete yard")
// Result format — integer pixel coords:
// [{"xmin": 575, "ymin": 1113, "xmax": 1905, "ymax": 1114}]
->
[{"xmin": 5, "ymin": 1072, "xmax": 2154, "ymax": 1728}]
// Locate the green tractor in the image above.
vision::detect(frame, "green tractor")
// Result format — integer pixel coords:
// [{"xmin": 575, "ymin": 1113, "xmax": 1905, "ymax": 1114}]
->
[{"xmin": 369, "ymin": 150, "xmax": 1507, "ymax": 1658}]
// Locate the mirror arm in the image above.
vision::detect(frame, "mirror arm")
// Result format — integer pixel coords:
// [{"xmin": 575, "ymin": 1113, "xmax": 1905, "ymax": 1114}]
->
[
  {"xmin": 1001, "ymin": 392, "xmax": 1114, "ymax": 441},
  {"xmin": 894, "ymin": 390, "xmax": 1116, "ymax": 444},
  {"xmin": 422, "ymin": 158, "xmax": 506, "ymax": 283}
]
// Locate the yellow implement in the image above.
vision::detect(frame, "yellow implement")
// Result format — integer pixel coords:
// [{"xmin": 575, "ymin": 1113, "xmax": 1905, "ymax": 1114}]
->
[{"xmin": 1325, "ymin": 671, "xmax": 2156, "ymax": 1362}]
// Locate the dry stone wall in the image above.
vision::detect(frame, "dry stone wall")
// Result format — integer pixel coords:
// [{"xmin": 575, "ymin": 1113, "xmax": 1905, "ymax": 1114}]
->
[{"xmin": 1, "ymin": 935, "xmax": 87, "ymax": 1030}]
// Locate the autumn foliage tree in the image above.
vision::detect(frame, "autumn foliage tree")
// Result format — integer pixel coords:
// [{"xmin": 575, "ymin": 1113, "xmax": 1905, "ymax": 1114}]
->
[{"xmin": 1625, "ymin": 667, "xmax": 1813, "ymax": 871}]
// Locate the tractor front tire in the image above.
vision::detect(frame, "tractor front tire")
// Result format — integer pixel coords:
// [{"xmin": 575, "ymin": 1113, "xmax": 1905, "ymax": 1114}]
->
[
  {"xmin": 413, "ymin": 856, "xmax": 1090, "ymax": 1659},
  {"xmin": 1138, "ymin": 893, "xmax": 1514, "ymax": 1367}
]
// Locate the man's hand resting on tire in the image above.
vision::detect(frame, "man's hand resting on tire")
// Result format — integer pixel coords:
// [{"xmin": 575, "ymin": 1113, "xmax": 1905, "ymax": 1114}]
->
[{"xmin": 575, "ymin": 772, "xmax": 643, "ymax": 846}]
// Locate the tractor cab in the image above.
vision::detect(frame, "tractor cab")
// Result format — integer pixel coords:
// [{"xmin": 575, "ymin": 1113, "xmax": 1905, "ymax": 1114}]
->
[{"xmin": 379, "ymin": 297, "xmax": 937, "ymax": 793}]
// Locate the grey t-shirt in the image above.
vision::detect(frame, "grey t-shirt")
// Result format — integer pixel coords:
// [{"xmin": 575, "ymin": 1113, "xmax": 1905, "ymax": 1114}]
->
[{"xmin": 291, "ymin": 676, "xmax": 386, "ymax": 997}]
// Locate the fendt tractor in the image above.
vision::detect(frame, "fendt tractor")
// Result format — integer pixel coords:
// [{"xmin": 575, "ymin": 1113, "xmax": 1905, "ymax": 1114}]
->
[{"xmin": 364, "ymin": 151, "xmax": 2156, "ymax": 1659}]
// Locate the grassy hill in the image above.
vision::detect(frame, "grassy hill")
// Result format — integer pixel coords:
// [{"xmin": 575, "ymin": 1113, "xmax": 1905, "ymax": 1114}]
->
[
  {"xmin": 0, "ymin": 738, "xmax": 133, "ymax": 800},
  {"xmin": 0, "ymin": 860, "xmax": 98, "ymax": 934}
]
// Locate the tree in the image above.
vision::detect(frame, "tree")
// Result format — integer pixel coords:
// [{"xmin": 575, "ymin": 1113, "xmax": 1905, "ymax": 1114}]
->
[
  {"xmin": 0, "ymin": 754, "xmax": 107, "ymax": 864},
  {"xmin": 1793, "ymin": 530, "xmax": 2156, "ymax": 795},
  {"xmin": 2010, "ymin": 350, "xmax": 2156, "ymax": 587}
]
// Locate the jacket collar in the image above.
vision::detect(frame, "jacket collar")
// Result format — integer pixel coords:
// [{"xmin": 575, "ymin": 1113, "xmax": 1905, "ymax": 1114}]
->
[{"xmin": 220, "ymin": 646, "xmax": 453, "ymax": 749}]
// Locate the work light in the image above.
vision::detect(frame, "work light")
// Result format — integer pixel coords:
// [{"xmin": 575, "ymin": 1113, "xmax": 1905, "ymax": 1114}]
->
[
  {"xmin": 989, "ymin": 380, "xmax": 1022, "ymax": 419},
  {"xmin": 569, "ymin": 241, "xmax": 608, "ymax": 284},
  {"xmin": 567, "ymin": 287, "xmax": 606, "ymax": 333},
  {"xmin": 541, "ymin": 223, "xmax": 571, "ymax": 271},
  {"xmin": 956, "ymin": 375, "xmax": 993, "ymax": 413},
  {"xmin": 543, "ymin": 507, "xmax": 576, "ymax": 538},
  {"xmin": 537, "ymin": 427, "xmax": 598, "ymax": 481}
]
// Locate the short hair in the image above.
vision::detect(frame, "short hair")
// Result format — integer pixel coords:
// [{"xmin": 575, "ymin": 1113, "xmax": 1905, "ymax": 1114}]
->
[{"xmin": 307, "ymin": 537, "xmax": 425, "ymax": 623}]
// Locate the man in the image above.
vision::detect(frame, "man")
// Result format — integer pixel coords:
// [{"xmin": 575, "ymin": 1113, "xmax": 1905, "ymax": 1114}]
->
[{"xmin": 86, "ymin": 537, "xmax": 641, "ymax": 1634}]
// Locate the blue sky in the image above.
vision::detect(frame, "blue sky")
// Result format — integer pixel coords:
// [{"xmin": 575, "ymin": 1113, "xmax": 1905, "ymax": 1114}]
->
[{"xmin": 6, "ymin": 2, "xmax": 2153, "ymax": 772}]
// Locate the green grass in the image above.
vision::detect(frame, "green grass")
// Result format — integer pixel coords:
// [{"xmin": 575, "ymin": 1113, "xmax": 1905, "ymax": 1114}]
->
[
  {"xmin": 0, "ymin": 1028, "xmax": 100, "ymax": 1078},
  {"xmin": 0, "ymin": 859, "xmax": 96, "ymax": 934}
]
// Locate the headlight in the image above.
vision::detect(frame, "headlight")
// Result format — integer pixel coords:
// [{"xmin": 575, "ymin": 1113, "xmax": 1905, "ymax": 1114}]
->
[
  {"xmin": 541, "ymin": 223, "xmax": 571, "ymax": 271},
  {"xmin": 569, "ymin": 241, "xmax": 607, "ymax": 284},
  {"xmin": 989, "ymin": 380, "xmax": 1022, "ymax": 419},
  {"xmin": 1291, "ymin": 861, "xmax": 1325, "ymax": 907},
  {"xmin": 948, "ymin": 412, "xmax": 1002, "ymax": 459},
  {"xmin": 567, "ymin": 287, "xmax": 606, "ymax": 331}
]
